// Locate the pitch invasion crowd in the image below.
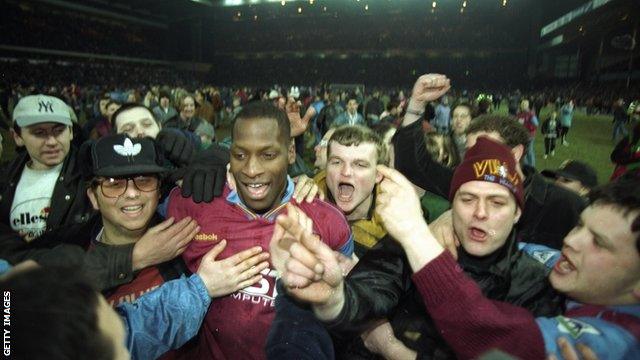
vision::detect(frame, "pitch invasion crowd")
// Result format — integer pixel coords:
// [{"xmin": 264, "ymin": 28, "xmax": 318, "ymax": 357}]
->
[{"xmin": 0, "ymin": 73, "xmax": 639, "ymax": 360}]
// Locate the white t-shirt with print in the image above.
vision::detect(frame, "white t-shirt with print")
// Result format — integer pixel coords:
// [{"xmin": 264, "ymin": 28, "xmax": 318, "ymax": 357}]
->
[{"xmin": 10, "ymin": 163, "xmax": 63, "ymax": 241}]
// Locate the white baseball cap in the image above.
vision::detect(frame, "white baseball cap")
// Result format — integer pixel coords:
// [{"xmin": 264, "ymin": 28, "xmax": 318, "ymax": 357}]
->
[{"xmin": 12, "ymin": 94, "xmax": 73, "ymax": 128}]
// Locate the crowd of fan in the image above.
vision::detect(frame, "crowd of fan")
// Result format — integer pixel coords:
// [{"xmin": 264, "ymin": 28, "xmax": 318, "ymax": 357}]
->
[
  {"xmin": 3, "ymin": 0, "xmax": 526, "ymax": 70},
  {"xmin": 2, "ymin": 1, "xmax": 164, "ymax": 58},
  {"xmin": 0, "ymin": 68, "xmax": 639, "ymax": 360},
  {"xmin": 211, "ymin": 14, "xmax": 526, "ymax": 53}
]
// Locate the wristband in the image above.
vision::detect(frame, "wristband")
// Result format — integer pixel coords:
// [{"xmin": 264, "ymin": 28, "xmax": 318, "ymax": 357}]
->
[{"xmin": 406, "ymin": 108, "xmax": 424, "ymax": 117}]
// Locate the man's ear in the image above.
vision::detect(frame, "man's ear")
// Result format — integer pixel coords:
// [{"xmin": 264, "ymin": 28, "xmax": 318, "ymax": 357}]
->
[
  {"xmin": 375, "ymin": 166, "xmax": 383, "ymax": 184},
  {"xmin": 513, "ymin": 205, "xmax": 522, "ymax": 224},
  {"xmin": 86, "ymin": 187, "xmax": 100, "ymax": 211},
  {"xmin": 287, "ymin": 141, "xmax": 296, "ymax": 165},
  {"xmin": 69, "ymin": 125, "xmax": 74, "ymax": 141},
  {"xmin": 226, "ymin": 164, "xmax": 236, "ymax": 191},
  {"xmin": 511, "ymin": 144, "xmax": 525, "ymax": 163},
  {"xmin": 11, "ymin": 128, "xmax": 24, "ymax": 147}
]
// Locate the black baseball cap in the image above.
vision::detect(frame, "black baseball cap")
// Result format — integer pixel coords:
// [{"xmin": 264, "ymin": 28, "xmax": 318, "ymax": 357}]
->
[
  {"xmin": 91, "ymin": 134, "xmax": 166, "ymax": 178},
  {"xmin": 541, "ymin": 160, "xmax": 598, "ymax": 189}
]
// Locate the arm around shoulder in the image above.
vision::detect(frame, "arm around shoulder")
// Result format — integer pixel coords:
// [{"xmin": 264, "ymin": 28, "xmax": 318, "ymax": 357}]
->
[{"xmin": 117, "ymin": 273, "xmax": 211, "ymax": 360}]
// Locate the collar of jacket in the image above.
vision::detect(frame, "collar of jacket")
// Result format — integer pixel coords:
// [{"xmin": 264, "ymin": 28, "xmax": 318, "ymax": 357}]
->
[
  {"xmin": 523, "ymin": 165, "xmax": 547, "ymax": 206},
  {"xmin": 6, "ymin": 146, "xmax": 80, "ymax": 191},
  {"xmin": 18, "ymin": 146, "xmax": 81, "ymax": 184},
  {"xmin": 314, "ymin": 170, "xmax": 386, "ymax": 248},
  {"xmin": 458, "ymin": 229, "xmax": 518, "ymax": 300},
  {"xmin": 61, "ymin": 146, "xmax": 83, "ymax": 185}
]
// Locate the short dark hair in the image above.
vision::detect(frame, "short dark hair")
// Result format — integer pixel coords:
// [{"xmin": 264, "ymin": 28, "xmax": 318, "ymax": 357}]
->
[
  {"xmin": 232, "ymin": 101, "xmax": 291, "ymax": 146},
  {"xmin": 110, "ymin": 102, "xmax": 159, "ymax": 128},
  {"xmin": 466, "ymin": 114, "xmax": 530, "ymax": 148},
  {"xmin": 330, "ymin": 125, "xmax": 388, "ymax": 165},
  {"xmin": 453, "ymin": 102, "xmax": 476, "ymax": 117},
  {"xmin": 588, "ymin": 175, "xmax": 640, "ymax": 254},
  {"xmin": 105, "ymin": 100, "xmax": 121, "ymax": 109},
  {"xmin": 4, "ymin": 267, "xmax": 115, "ymax": 360},
  {"xmin": 159, "ymin": 91, "xmax": 171, "ymax": 101}
]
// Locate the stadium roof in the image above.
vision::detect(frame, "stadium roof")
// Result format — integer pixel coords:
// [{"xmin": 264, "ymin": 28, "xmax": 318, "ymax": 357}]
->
[{"xmin": 51, "ymin": 0, "xmax": 598, "ymax": 25}]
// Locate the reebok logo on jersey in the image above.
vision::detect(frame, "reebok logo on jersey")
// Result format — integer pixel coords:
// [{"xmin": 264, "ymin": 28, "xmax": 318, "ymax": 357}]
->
[{"xmin": 195, "ymin": 233, "xmax": 219, "ymax": 241}]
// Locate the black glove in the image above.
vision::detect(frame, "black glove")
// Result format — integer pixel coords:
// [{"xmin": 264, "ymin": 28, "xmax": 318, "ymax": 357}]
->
[
  {"xmin": 180, "ymin": 145, "xmax": 230, "ymax": 203},
  {"xmin": 156, "ymin": 129, "xmax": 194, "ymax": 167}
]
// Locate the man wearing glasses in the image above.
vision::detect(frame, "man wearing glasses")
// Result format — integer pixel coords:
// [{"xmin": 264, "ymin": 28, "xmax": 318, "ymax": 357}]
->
[
  {"xmin": 85, "ymin": 134, "xmax": 266, "ymax": 312},
  {"xmin": 84, "ymin": 134, "xmax": 188, "ymax": 307}
]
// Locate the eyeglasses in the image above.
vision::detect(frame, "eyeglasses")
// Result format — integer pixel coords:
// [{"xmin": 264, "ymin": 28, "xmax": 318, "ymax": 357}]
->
[{"xmin": 94, "ymin": 175, "xmax": 159, "ymax": 198}]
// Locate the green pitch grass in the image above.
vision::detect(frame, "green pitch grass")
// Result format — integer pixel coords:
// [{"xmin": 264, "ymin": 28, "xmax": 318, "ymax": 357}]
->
[{"xmin": 530, "ymin": 109, "xmax": 616, "ymax": 185}]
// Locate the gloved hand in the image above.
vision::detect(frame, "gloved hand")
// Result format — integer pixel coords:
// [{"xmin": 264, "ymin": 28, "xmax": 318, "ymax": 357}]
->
[
  {"xmin": 180, "ymin": 145, "xmax": 229, "ymax": 203},
  {"xmin": 156, "ymin": 129, "xmax": 194, "ymax": 167}
]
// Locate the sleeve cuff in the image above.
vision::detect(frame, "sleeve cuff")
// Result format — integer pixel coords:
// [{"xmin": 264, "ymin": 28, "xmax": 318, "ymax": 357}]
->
[
  {"xmin": 110, "ymin": 243, "xmax": 135, "ymax": 284},
  {"xmin": 188, "ymin": 274, "xmax": 212, "ymax": 305},
  {"xmin": 410, "ymin": 251, "xmax": 469, "ymax": 307}
]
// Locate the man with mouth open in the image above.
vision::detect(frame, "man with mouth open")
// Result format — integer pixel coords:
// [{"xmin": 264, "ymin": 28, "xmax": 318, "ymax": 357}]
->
[
  {"xmin": 394, "ymin": 74, "xmax": 584, "ymax": 250},
  {"xmin": 270, "ymin": 137, "xmax": 562, "ymax": 359},
  {"xmin": 368, "ymin": 167, "xmax": 640, "ymax": 359},
  {"xmin": 166, "ymin": 101, "xmax": 353, "ymax": 360},
  {"xmin": 313, "ymin": 125, "xmax": 388, "ymax": 257}
]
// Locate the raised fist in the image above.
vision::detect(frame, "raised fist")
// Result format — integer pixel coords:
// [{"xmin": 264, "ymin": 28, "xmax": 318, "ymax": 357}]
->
[{"xmin": 409, "ymin": 74, "xmax": 451, "ymax": 108}]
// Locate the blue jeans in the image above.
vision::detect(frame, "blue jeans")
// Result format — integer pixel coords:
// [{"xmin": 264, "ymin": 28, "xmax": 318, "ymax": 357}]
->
[
  {"xmin": 613, "ymin": 121, "xmax": 628, "ymax": 141},
  {"xmin": 524, "ymin": 139, "xmax": 536, "ymax": 168}
]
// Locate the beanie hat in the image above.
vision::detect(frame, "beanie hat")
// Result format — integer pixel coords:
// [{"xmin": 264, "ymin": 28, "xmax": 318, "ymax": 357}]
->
[{"xmin": 449, "ymin": 137, "xmax": 524, "ymax": 209}]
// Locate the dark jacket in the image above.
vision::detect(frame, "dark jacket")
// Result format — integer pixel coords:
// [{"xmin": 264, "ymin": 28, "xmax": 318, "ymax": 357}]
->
[
  {"xmin": 541, "ymin": 118, "xmax": 559, "ymax": 138},
  {"xmin": 0, "ymin": 213, "xmax": 188, "ymax": 292},
  {"xmin": 517, "ymin": 167, "xmax": 585, "ymax": 249},
  {"xmin": 0, "ymin": 147, "xmax": 95, "ymax": 235},
  {"xmin": 613, "ymin": 105, "xmax": 629, "ymax": 123},
  {"xmin": 163, "ymin": 115, "xmax": 204, "ymax": 149},
  {"xmin": 393, "ymin": 120, "xmax": 585, "ymax": 249},
  {"xmin": 266, "ymin": 282, "xmax": 335, "ymax": 360},
  {"xmin": 611, "ymin": 134, "xmax": 640, "ymax": 166},
  {"xmin": 393, "ymin": 119, "xmax": 452, "ymax": 199},
  {"xmin": 0, "ymin": 215, "xmax": 133, "ymax": 291},
  {"xmin": 326, "ymin": 233, "xmax": 563, "ymax": 360},
  {"xmin": 164, "ymin": 115, "xmax": 204, "ymax": 134},
  {"xmin": 610, "ymin": 133, "xmax": 640, "ymax": 179}
]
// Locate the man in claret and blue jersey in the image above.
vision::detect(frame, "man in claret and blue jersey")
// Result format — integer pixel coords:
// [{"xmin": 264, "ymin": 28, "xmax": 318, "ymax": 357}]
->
[{"xmin": 167, "ymin": 101, "xmax": 353, "ymax": 360}]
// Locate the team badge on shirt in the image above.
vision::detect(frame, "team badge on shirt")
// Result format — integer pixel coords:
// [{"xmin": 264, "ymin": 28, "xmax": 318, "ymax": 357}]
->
[{"xmin": 557, "ymin": 316, "xmax": 601, "ymax": 339}]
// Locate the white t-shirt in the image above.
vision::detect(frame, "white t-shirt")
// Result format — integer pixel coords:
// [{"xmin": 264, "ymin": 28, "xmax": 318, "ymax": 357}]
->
[{"xmin": 10, "ymin": 163, "xmax": 63, "ymax": 241}]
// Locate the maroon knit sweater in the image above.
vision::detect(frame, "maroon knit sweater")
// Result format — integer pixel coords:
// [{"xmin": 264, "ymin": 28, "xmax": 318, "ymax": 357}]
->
[{"xmin": 411, "ymin": 251, "xmax": 547, "ymax": 359}]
